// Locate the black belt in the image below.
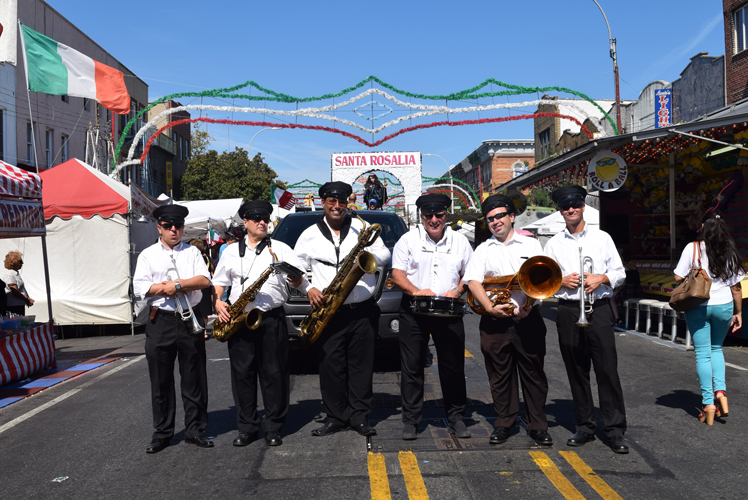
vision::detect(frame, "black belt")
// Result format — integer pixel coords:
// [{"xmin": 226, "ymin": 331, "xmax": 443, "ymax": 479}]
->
[
  {"xmin": 338, "ymin": 297, "xmax": 375, "ymax": 310},
  {"xmin": 558, "ymin": 298, "xmax": 610, "ymax": 308}
]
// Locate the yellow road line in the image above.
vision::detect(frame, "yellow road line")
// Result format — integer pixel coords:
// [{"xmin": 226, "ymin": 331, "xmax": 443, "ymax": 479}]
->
[
  {"xmin": 367, "ymin": 452, "xmax": 392, "ymax": 500},
  {"xmin": 465, "ymin": 349, "xmax": 473, "ymax": 357},
  {"xmin": 529, "ymin": 451, "xmax": 585, "ymax": 500},
  {"xmin": 398, "ymin": 451, "xmax": 429, "ymax": 500},
  {"xmin": 560, "ymin": 451, "xmax": 623, "ymax": 500}
]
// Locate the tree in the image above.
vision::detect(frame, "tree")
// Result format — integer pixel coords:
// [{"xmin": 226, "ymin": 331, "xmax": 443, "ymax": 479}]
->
[
  {"xmin": 181, "ymin": 142, "xmax": 287, "ymax": 201},
  {"xmin": 526, "ymin": 180, "xmax": 574, "ymax": 208}
]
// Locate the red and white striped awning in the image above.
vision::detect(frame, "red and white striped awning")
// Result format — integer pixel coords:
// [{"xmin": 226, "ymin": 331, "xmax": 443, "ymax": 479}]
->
[{"xmin": 0, "ymin": 161, "xmax": 43, "ymax": 199}]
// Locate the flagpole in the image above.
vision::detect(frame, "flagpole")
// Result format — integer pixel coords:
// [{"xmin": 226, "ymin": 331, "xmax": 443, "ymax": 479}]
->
[{"xmin": 17, "ymin": 22, "xmax": 40, "ymax": 174}]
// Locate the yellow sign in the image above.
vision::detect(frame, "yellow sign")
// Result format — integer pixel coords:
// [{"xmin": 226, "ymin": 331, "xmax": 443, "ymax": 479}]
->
[
  {"xmin": 588, "ymin": 150, "xmax": 628, "ymax": 192},
  {"xmin": 166, "ymin": 161, "xmax": 173, "ymax": 192}
]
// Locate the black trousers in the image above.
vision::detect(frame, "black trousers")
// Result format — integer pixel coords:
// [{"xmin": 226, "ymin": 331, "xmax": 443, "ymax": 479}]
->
[
  {"xmin": 399, "ymin": 299, "xmax": 466, "ymax": 425},
  {"xmin": 145, "ymin": 311, "xmax": 208, "ymax": 441},
  {"xmin": 315, "ymin": 298, "xmax": 379, "ymax": 427},
  {"xmin": 227, "ymin": 307, "xmax": 289, "ymax": 435},
  {"xmin": 479, "ymin": 308, "xmax": 548, "ymax": 430},
  {"xmin": 556, "ymin": 300, "xmax": 627, "ymax": 438}
]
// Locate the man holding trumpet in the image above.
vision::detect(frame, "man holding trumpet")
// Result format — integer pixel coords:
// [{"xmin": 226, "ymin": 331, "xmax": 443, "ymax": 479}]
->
[
  {"xmin": 464, "ymin": 193, "xmax": 552, "ymax": 447},
  {"xmin": 133, "ymin": 205, "xmax": 212, "ymax": 454},
  {"xmin": 544, "ymin": 185, "xmax": 628, "ymax": 454}
]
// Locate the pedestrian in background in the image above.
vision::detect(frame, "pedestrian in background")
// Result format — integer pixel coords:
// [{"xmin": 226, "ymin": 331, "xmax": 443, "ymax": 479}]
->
[
  {"xmin": 674, "ymin": 212, "xmax": 744, "ymax": 425},
  {"xmin": 364, "ymin": 173, "xmax": 387, "ymax": 209},
  {"xmin": 3, "ymin": 251, "xmax": 33, "ymax": 316}
]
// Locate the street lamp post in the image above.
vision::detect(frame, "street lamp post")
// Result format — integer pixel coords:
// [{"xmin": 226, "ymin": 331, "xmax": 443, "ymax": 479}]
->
[
  {"xmin": 248, "ymin": 127, "xmax": 282, "ymax": 151},
  {"xmin": 592, "ymin": 0, "xmax": 622, "ymax": 134},
  {"xmin": 423, "ymin": 153, "xmax": 456, "ymax": 214}
]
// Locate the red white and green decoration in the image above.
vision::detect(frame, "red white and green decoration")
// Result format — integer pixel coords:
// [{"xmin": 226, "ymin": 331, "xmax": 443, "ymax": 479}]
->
[{"xmin": 112, "ymin": 77, "xmax": 618, "ymax": 174}]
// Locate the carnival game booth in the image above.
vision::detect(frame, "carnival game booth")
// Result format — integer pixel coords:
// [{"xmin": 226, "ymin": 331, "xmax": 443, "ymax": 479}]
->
[
  {"xmin": 0, "ymin": 159, "xmax": 164, "ymax": 332},
  {"xmin": 0, "ymin": 161, "xmax": 57, "ymax": 387}
]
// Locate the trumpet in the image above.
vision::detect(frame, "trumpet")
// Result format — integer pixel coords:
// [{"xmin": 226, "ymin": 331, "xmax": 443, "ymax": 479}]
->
[
  {"xmin": 575, "ymin": 247, "xmax": 595, "ymax": 327},
  {"xmin": 169, "ymin": 255, "xmax": 205, "ymax": 335}
]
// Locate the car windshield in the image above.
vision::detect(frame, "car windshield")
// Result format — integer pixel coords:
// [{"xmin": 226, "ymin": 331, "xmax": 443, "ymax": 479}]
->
[{"xmin": 272, "ymin": 212, "xmax": 407, "ymax": 250}]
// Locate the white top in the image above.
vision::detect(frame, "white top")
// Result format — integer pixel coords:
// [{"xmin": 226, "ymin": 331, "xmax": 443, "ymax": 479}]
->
[
  {"xmin": 4, "ymin": 269, "xmax": 28, "ymax": 307},
  {"xmin": 392, "ymin": 226, "xmax": 473, "ymax": 295},
  {"xmin": 212, "ymin": 238, "xmax": 307, "ymax": 312},
  {"xmin": 133, "ymin": 240, "xmax": 211, "ymax": 310},
  {"xmin": 296, "ymin": 216, "xmax": 391, "ymax": 304},
  {"xmin": 544, "ymin": 223, "xmax": 625, "ymax": 300},
  {"xmin": 674, "ymin": 241, "xmax": 744, "ymax": 306},
  {"xmin": 463, "ymin": 232, "xmax": 543, "ymax": 308}
]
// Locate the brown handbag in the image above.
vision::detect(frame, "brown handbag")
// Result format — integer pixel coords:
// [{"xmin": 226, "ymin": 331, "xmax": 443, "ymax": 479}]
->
[{"xmin": 669, "ymin": 241, "xmax": 712, "ymax": 312}]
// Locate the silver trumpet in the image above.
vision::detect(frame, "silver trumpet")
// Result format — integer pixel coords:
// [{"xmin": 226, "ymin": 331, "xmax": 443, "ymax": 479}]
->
[
  {"xmin": 575, "ymin": 246, "xmax": 595, "ymax": 327},
  {"xmin": 169, "ymin": 255, "xmax": 205, "ymax": 335}
]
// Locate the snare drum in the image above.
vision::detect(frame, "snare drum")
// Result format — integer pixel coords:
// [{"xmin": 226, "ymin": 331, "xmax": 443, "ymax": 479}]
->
[{"xmin": 409, "ymin": 296, "xmax": 467, "ymax": 317}]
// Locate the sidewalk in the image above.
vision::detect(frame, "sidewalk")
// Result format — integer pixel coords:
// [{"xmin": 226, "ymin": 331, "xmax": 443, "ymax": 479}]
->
[{"xmin": 0, "ymin": 334, "xmax": 145, "ymax": 409}]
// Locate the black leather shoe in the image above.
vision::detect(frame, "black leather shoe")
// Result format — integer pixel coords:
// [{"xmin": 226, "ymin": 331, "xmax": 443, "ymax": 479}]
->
[
  {"xmin": 402, "ymin": 424, "xmax": 417, "ymax": 441},
  {"xmin": 265, "ymin": 432, "xmax": 283, "ymax": 446},
  {"xmin": 567, "ymin": 431, "xmax": 595, "ymax": 447},
  {"xmin": 448, "ymin": 420, "xmax": 471, "ymax": 438},
  {"xmin": 529, "ymin": 429, "xmax": 553, "ymax": 446},
  {"xmin": 353, "ymin": 423, "xmax": 377, "ymax": 437},
  {"xmin": 232, "ymin": 432, "xmax": 258, "ymax": 447},
  {"xmin": 146, "ymin": 438, "xmax": 170, "ymax": 454},
  {"xmin": 489, "ymin": 426, "xmax": 511, "ymax": 444},
  {"xmin": 608, "ymin": 436, "xmax": 629, "ymax": 454},
  {"xmin": 311, "ymin": 421, "xmax": 347, "ymax": 436},
  {"xmin": 185, "ymin": 435, "xmax": 214, "ymax": 448}
]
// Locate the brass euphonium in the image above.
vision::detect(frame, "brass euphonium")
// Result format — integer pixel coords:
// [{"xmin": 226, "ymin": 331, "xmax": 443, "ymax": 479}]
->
[
  {"xmin": 299, "ymin": 209, "xmax": 382, "ymax": 344},
  {"xmin": 467, "ymin": 256, "xmax": 563, "ymax": 315}
]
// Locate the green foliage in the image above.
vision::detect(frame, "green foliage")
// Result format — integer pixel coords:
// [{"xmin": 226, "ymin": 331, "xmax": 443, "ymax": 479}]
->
[{"xmin": 526, "ymin": 180, "xmax": 573, "ymax": 208}]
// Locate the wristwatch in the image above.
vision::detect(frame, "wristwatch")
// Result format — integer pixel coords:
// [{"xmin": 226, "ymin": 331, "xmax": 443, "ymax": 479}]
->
[{"xmin": 174, "ymin": 281, "xmax": 182, "ymax": 292}]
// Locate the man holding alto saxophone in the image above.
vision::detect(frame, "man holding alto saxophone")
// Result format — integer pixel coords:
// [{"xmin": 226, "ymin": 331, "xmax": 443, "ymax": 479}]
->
[
  {"xmin": 133, "ymin": 205, "xmax": 212, "ymax": 454},
  {"xmin": 212, "ymin": 201, "xmax": 307, "ymax": 447},
  {"xmin": 295, "ymin": 181, "xmax": 391, "ymax": 437},
  {"xmin": 464, "ymin": 194, "xmax": 553, "ymax": 447},
  {"xmin": 543, "ymin": 185, "xmax": 629, "ymax": 454}
]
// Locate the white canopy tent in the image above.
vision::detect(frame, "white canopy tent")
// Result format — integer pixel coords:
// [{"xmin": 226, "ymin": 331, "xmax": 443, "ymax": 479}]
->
[{"xmin": 174, "ymin": 198, "xmax": 243, "ymax": 242}]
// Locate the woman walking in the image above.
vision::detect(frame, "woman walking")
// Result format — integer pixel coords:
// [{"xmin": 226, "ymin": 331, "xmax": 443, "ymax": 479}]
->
[
  {"xmin": 674, "ymin": 212, "xmax": 744, "ymax": 425},
  {"xmin": 364, "ymin": 173, "xmax": 387, "ymax": 210}
]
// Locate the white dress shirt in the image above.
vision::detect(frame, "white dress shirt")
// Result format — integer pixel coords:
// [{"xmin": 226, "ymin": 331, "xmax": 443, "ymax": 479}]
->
[
  {"xmin": 212, "ymin": 238, "xmax": 307, "ymax": 312},
  {"xmin": 674, "ymin": 241, "xmax": 745, "ymax": 306},
  {"xmin": 544, "ymin": 223, "xmax": 625, "ymax": 301},
  {"xmin": 296, "ymin": 216, "xmax": 391, "ymax": 304},
  {"xmin": 133, "ymin": 240, "xmax": 211, "ymax": 309},
  {"xmin": 392, "ymin": 225, "xmax": 473, "ymax": 295},
  {"xmin": 463, "ymin": 232, "xmax": 543, "ymax": 308},
  {"xmin": 4, "ymin": 269, "xmax": 28, "ymax": 307}
]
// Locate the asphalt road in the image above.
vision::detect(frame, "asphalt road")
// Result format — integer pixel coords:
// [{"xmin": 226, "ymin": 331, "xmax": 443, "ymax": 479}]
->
[{"xmin": 1, "ymin": 305, "xmax": 748, "ymax": 499}]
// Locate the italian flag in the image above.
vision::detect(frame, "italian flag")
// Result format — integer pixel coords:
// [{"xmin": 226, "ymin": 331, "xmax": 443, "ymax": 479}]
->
[
  {"xmin": 271, "ymin": 185, "xmax": 296, "ymax": 210},
  {"xmin": 20, "ymin": 24, "xmax": 130, "ymax": 114}
]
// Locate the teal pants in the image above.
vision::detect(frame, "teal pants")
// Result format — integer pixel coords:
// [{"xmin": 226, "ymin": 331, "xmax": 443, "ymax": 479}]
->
[{"xmin": 684, "ymin": 303, "xmax": 733, "ymax": 405}]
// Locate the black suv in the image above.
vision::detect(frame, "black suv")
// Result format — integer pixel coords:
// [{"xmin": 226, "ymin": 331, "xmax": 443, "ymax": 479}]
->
[{"xmin": 271, "ymin": 210, "xmax": 408, "ymax": 341}]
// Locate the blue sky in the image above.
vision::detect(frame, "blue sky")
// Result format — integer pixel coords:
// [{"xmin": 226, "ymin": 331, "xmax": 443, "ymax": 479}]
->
[{"xmin": 54, "ymin": 0, "xmax": 726, "ymax": 186}]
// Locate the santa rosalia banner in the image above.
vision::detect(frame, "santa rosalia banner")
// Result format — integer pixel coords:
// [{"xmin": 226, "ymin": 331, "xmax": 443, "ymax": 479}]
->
[
  {"xmin": 0, "ymin": 199, "xmax": 45, "ymax": 237},
  {"xmin": 332, "ymin": 151, "xmax": 421, "ymax": 169}
]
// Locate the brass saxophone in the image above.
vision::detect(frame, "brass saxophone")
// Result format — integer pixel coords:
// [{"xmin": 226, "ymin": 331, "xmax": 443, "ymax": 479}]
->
[
  {"xmin": 212, "ymin": 245, "xmax": 280, "ymax": 342},
  {"xmin": 299, "ymin": 210, "xmax": 382, "ymax": 344}
]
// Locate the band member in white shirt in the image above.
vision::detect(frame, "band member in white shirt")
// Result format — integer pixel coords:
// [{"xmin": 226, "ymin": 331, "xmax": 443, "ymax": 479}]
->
[
  {"xmin": 544, "ymin": 185, "xmax": 628, "ymax": 454},
  {"xmin": 133, "ymin": 205, "xmax": 212, "ymax": 454},
  {"xmin": 392, "ymin": 193, "xmax": 473, "ymax": 440},
  {"xmin": 213, "ymin": 201, "xmax": 307, "ymax": 447},
  {"xmin": 464, "ymin": 194, "xmax": 552, "ymax": 447},
  {"xmin": 296, "ymin": 182, "xmax": 391, "ymax": 437}
]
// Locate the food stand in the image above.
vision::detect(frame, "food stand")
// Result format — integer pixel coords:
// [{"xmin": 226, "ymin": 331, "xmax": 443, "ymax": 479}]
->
[{"xmin": 0, "ymin": 160, "xmax": 56, "ymax": 386}]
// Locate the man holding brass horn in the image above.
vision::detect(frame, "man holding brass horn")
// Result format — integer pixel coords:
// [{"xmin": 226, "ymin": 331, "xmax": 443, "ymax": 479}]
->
[
  {"xmin": 295, "ymin": 181, "xmax": 391, "ymax": 437},
  {"xmin": 391, "ymin": 193, "xmax": 473, "ymax": 441},
  {"xmin": 133, "ymin": 205, "xmax": 212, "ymax": 454},
  {"xmin": 464, "ymin": 194, "xmax": 554, "ymax": 447},
  {"xmin": 544, "ymin": 185, "xmax": 628, "ymax": 454},
  {"xmin": 212, "ymin": 201, "xmax": 307, "ymax": 447}
]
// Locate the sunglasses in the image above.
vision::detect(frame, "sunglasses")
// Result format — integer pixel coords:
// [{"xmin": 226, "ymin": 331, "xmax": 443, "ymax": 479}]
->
[
  {"xmin": 325, "ymin": 198, "xmax": 348, "ymax": 206},
  {"xmin": 486, "ymin": 212, "xmax": 511, "ymax": 223},
  {"xmin": 559, "ymin": 200, "xmax": 585, "ymax": 212},
  {"xmin": 159, "ymin": 222, "xmax": 184, "ymax": 230},
  {"xmin": 422, "ymin": 212, "xmax": 447, "ymax": 220},
  {"xmin": 247, "ymin": 215, "xmax": 270, "ymax": 223}
]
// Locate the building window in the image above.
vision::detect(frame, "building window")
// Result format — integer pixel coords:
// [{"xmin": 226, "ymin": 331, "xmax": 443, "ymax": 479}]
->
[
  {"xmin": 539, "ymin": 128, "xmax": 551, "ymax": 158},
  {"xmin": 83, "ymin": 98, "xmax": 89, "ymax": 111},
  {"xmin": 737, "ymin": 6, "xmax": 748, "ymax": 53},
  {"xmin": 0, "ymin": 109, "xmax": 4, "ymax": 161},
  {"xmin": 27, "ymin": 123, "xmax": 34, "ymax": 166},
  {"xmin": 46, "ymin": 129, "xmax": 53, "ymax": 168},
  {"xmin": 178, "ymin": 136, "xmax": 183, "ymax": 160},
  {"xmin": 61, "ymin": 95, "xmax": 69, "ymax": 103},
  {"xmin": 61, "ymin": 134, "xmax": 69, "ymax": 163}
]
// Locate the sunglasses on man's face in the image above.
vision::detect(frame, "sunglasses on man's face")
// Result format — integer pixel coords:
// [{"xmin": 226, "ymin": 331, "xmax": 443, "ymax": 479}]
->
[
  {"xmin": 422, "ymin": 212, "xmax": 447, "ymax": 220},
  {"xmin": 485, "ymin": 212, "xmax": 511, "ymax": 223},
  {"xmin": 159, "ymin": 222, "xmax": 184, "ymax": 230},
  {"xmin": 247, "ymin": 215, "xmax": 270, "ymax": 223},
  {"xmin": 325, "ymin": 197, "xmax": 348, "ymax": 207},
  {"xmin": 559, "ymin": 200, "xmax": 585, "ymax": 212}
]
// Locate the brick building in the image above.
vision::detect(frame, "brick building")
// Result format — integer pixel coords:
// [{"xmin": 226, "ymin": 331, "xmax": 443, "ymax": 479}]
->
[{"xmin": 725, "ymin": 0, "xmax": 748, "ymax": 104}]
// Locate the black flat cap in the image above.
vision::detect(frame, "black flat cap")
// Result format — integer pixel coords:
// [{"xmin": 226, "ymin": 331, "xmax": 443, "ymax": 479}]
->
[
  {"xmin": 153, "ymin": 204, "xmax": 189, "ymax": 222},
  {"xmin": 416, "ymin": 193, "xmax": 451, "ymax": 212},
  {"xmin": 481, "ymin": 194, "xmax": 515, "ymax": 216},
  {"xmin": 319, "ymin": 181, "xmax": 352, "ymax": 200},
  {"xmin": 551, "ymin": 185, "xmax": 587, "ymax": 206},
  {"xmin": 240, "ymin": 200, "xmax": 272, "ymax": 218}
]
